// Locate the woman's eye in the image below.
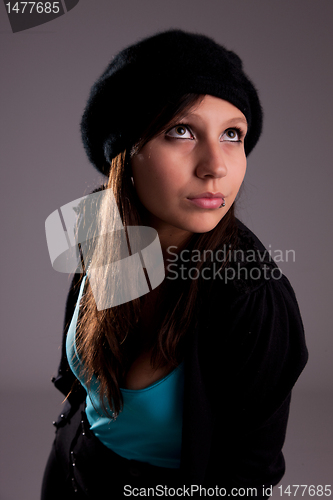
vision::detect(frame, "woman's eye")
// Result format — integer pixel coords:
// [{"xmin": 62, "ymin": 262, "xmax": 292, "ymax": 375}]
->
[
  {"xmin": 166, "ymin": 125, "xmax": 193, "ymax": 139},
  {"xmin": 222, "ymin": 128, "xmax": 241, "ymax": 142}
]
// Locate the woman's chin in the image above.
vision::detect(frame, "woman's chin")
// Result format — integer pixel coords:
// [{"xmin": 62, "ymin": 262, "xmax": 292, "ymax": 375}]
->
[
  {"xmin": 178, "ymin": 219, "xmax": 224, "ymax": 235},
  {"xmin": 185, "ymin": 213, "xmax": 227, "ymax": 234}
]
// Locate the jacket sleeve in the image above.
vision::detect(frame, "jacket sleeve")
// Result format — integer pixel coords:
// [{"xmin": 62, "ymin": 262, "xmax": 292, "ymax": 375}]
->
[
  {"xmin": 51, "ymin": 271, "xmax": 86, "ymax": 414},
  {"xmin": 202, "ymin": 273, "xmax": 308, "ymax": 493},
  {"xmin": 51, "ymin": 186, "xmax": 105, "ymax": 415}
]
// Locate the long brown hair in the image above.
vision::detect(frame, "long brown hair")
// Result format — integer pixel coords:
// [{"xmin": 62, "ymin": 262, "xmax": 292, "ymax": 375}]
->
[{"xmin": 74, "ymin": 94, "xmax": 239, "ymax": 416}]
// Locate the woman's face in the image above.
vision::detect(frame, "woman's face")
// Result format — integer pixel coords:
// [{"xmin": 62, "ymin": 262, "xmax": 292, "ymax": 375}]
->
[{"xmin": 131, "ymin": 95, "xmax": 248, "ymax": 249}]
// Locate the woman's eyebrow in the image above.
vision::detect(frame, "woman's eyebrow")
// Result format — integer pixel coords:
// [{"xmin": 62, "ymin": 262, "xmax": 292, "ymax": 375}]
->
[{"xmin": 223, "ymin": 117, "xmax": 248, "ymax": 128}]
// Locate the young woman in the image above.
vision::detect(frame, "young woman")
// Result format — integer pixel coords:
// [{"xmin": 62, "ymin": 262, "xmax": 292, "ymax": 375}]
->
[{"xmin": 42, "ymin": 30, "xmax": 308, "ymax": 499}]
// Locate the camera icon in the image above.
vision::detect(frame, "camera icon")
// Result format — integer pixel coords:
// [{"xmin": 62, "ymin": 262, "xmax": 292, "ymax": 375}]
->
[{"xmin": 45, "ymin": 189, "xmax": 165, "ymax": 310}]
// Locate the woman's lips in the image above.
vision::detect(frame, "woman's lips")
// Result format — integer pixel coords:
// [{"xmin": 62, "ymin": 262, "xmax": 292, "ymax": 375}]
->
[
  {"xmin": 187, "ymin": 193, "xmax": 225, "ymax": 209},
  {"xmin": 188, "ymin": 198, "xmax": 224, "ymax": 209}
]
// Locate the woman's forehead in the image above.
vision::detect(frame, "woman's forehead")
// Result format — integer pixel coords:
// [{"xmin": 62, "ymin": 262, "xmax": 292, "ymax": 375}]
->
[{"xmin": 169, "ymin": 95, "xmax": 248, "ymax": 128}]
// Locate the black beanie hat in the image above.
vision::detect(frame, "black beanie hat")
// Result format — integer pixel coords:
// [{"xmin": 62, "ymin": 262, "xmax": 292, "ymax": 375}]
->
[{"xmin": 81, "ymin": 29, "xmax": 263, "ymax": 176}]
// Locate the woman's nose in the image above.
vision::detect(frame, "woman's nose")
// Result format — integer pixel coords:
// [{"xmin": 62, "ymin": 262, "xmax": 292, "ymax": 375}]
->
[{"xmin": 195, "ymin": 140, "xmax": 228, "ymax": 179}]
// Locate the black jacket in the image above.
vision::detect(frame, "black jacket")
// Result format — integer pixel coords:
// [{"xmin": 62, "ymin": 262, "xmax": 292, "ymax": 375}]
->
[{"xmin": 51, "ymin": 220, "xmax": 308, "ymax": 495}]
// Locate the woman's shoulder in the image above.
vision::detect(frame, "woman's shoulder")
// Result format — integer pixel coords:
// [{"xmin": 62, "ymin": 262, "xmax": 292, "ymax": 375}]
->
[
  {"xmin": 194, "ymin": 220, "xmax": 308, "ymax": 404},
  {"xmin": 202, "ymin": 218, "xmax": 302, "ymax": 327},
  {"xmin": 196, "ymin": 218, "xmax": 307, "ymax": 356},
  {"xmin": 225, "ymin": 218, "xmax": 285, "ymax": 296}
]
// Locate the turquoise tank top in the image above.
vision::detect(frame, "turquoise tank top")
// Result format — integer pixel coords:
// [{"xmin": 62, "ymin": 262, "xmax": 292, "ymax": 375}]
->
[{"xmin": 66, "ymin": 276, "xmax": 184, "ymax": 468}]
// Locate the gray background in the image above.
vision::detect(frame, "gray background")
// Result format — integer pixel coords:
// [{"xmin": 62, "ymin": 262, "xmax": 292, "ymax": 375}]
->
[{"xmin": 0, "ymin": 0, "xmax": 332, "ymax": 498}]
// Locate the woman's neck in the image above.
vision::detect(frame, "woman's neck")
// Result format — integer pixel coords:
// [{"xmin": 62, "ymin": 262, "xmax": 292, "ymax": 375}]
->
[{"xmin": 137, "ymin": 205, "xmax": 194, "ymax": 272}]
